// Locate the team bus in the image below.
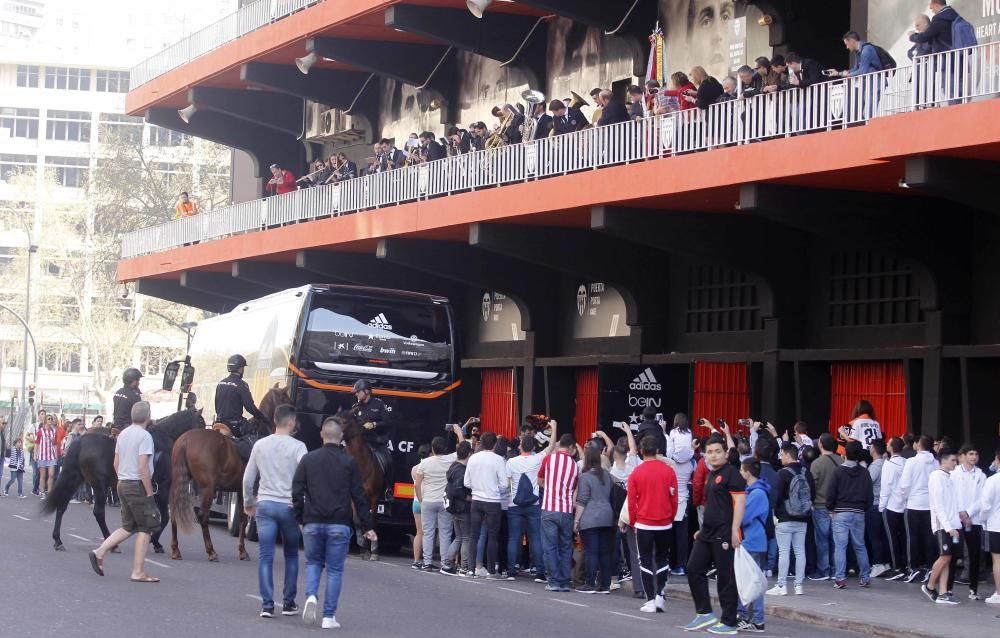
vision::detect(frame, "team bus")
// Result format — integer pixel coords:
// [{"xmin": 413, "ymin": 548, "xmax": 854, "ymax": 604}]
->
[{"xmin": 186, "ymin": 284, "xmax": 458, "ymax": 543}]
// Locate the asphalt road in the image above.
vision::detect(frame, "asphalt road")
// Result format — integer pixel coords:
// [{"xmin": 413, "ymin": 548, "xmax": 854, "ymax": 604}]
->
[{"xmin": 0, "ymin": 492, "xmax": 881, "ymax": 638}]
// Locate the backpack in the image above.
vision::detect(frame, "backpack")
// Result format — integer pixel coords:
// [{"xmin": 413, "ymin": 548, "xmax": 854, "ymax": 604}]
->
[
  {"xmin": 445, "ymin": 462, "xmax": 470, "ymax": 515},
  {"xmin": 951, "ymin": 16, "xmax": 978, "ymax": 50},
  {"xmin": 864, "ymin": 43, "xmax": 896, "ymax": 70},
  {"xmin": 512, "ymin": 472, "xmax": 538, "ymax": 506},
  {"xmin": 784, "ymin": 467, "xmax": 813, "ymax": 517},
  {"xmin": 610, "ymin": 480, "xmax": 628, "ymax": 519}
]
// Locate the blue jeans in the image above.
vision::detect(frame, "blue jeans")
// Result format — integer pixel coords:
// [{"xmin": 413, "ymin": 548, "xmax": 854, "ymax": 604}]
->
[
  {"xmin": 775, "ymin": 521, "xmax": 807, "ymax": 586},
  {"xmin": 5, "ymin": 470, "xmax": 23, "ymax": 496},
  {"xmin": 832, "ymin": 511, "xmax": 870, "ymax": 582},
  {"xmin": 737, "ymin": 551, "xmax": 766, "ymax": 624},
  {"xmin": 255, "ymin": 500, "xmax": 301, "ymax": 610},
  {"xmin": 541, "ymin": 510, "xmax": 573, "ymax": 588},
  {"xmin": 304, "ymin": 523, "xmax": 352, "ymax": 619},
  {"xmin": 812, "ymin": 508, "xmax": 833, "ymax": 577},
  {"xmin": 507, "ymin": 504, "xmax": 543, "ymax": 576}
]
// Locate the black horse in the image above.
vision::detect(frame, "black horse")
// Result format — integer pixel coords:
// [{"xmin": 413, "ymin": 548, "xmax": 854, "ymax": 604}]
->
[{"xmin": 43, "ymin": 408, "xmax": 204, "ymax": 552}]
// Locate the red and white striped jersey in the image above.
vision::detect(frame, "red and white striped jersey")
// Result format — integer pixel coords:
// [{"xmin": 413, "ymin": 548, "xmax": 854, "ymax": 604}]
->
[{"xmin": 539, "ymin": 450, "xmax": 579, "ymax": 513}]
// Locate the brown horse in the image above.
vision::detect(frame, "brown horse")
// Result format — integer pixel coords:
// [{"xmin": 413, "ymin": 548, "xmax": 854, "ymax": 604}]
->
[
  {"xmin": 168, "ymin": 385, "xmax": 290, "ymax": 561},
  {"xmin": 339, "ymin": 410, "xmax": 386, "ymax": 560}
]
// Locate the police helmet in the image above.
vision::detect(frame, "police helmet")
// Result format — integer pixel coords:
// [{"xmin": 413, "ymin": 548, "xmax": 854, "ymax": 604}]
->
[
  {"xmin": 352, "ymin": 379, "xmax": 372, "ymax": 394},
  {"xmin": 227, "ymin": 354, "xmax": 248, "ymax": 372},
  {"xmin": 122, "ymin": 368, "xmax": 143, "ymax": 385}
]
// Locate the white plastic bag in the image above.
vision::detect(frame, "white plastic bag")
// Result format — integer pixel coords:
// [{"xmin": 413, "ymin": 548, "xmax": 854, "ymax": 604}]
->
[{"xmin": 735, "ymin": 545, "xmax": 766, "ymax": 606}]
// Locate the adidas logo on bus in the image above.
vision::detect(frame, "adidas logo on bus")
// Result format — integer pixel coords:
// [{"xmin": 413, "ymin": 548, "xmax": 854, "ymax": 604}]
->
[
  {"xmin": 629, "ymin": 368, "xmax": 662, "ymax": 391},
  {"xmin": 368, "ymin": 313, "xmax": 393, "ymax": 331}
]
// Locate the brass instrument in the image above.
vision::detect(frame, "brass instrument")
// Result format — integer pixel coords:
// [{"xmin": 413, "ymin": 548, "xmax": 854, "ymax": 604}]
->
[
  {"xmin": 486, "ymin": 105, "xmax": 515, "ymax": 149},
  {"xmin": 403, "ymin": 147, "xmax": 422, "ymax": 166},
  {"xmin": 569, "ymin": 91, "xmax": 589, "ymax": 110},
  {"xmin": 520, "ymin": 89, "xmax": 545, "ymax": 141}
]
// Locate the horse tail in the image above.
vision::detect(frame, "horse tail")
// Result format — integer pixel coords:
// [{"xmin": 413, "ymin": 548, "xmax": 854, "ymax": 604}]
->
[
  {"xmin": 41, "ymin": 438, "xmax": 83, "ymax": 514},
  {"xmin": 170, "ymin": 441, "xmax": 196, "ymax": 533}
]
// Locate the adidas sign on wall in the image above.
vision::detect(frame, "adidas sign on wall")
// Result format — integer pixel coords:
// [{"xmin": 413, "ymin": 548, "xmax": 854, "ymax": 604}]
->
[{"xmin": 596, "ymin": 365, "xmax": 687, "ymax": 432}]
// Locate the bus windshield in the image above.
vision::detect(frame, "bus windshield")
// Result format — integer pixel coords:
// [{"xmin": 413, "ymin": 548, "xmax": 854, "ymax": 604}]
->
[{"xmin": 298, "ymin": 293, "xmax": 452, "ymax": 383}]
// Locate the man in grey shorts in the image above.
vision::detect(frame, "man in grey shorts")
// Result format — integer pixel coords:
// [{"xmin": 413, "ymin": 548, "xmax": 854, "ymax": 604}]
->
[{"xmin": 88, "ymin": 401, "xmax": 161, "ymax": 582}]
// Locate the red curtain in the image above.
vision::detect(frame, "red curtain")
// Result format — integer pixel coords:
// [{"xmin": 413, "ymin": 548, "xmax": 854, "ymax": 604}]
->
[
  {"xmin": 573, "ymin": 367, "xmax": 599, "ymax": 445},
  {"xmin": 830, "ymin": 361, "xmax": 907, "ymax": 439},
  {"xmin": 480, "ymin": 368, "xmax": 518, "ymax": 441},
  {"xmin": 692, "ymin": 362, "xmax": 751, "ymax": 435}
]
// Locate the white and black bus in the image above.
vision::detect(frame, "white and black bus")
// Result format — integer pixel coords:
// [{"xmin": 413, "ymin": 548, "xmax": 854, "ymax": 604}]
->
[{"xmin": 187, "ymin": 284, "xmax": 458, "ymax": 539}]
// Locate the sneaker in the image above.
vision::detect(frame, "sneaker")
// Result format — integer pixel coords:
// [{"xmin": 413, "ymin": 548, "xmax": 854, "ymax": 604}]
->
[
  {"xmin": 1, "ymin": 491, "xmax": 6, "ymax": 497},
  {"xmin": 282, "ymin": 602, "xmax": 299, "ymax": 616},
  {"xmin": 619, "ymin": 570, "xmax": 633, "ymax": 582},
  {"xmin": 922, "ymin": 570, "xmax": 930, "ymax": 584},
  {"xmin": 738, "ymin": 619, "xmax": 765, "ymax": 633},
  {"xmin": 794, "ymin": 584, "xmax": 804, "ymax": 596},
  {"xmin": 684, "ymin": 613, "xmax": 719, "ymax": 631},
  {"xmin": 17, "ymin": 494, "xmax": 26, "ymax": 499},
  {"xmin": 707, "ymin": 623, "xmax": 739, "ymax": 635},
  {"xmin": 921, "ymin": 584, "xmax": 938, "ymax": 602},
  {"xmin": 69, "ymin": 499, "xmax": 82, "ymax": 504},
  {"xmin": 596, "ymin": 588, "xmax": 611, "ymax": 594},
  {"xmin": 671, "ymin": 567, "xmax": 687, "ymax": 576},
  {"xmin": 504, "ymin": 570, "xmax": 516, "ymax": 581},
  {"xmin": 544, "ymin": 584, "xmax": 560, "ymax": 592},
  {"xmin": 575, "ymin": 585, "xmax": 597, "ymax": 594},
  {"xmin": 766, "ymin": 585, "xmax": 787, "ymax": 596},
  {"xmin": 808, "ymin": 573, "xmax": 829, "ymax": 581},
  {"xmin": 904, "ymin": 569, "xmax": 923, "ymax": 584},
  {"xmin": 475, "ymin": 566, "xmax": 488, "ymax": 578},
  {"xmin": 420, "ymin": 563, "xmax": 437, "ymax": 572},
  {"xmin": 609, "ymin": 581, "xmax": 621, "ymax": 591},
  {"xmin": 411, "ymin": 561, "xmax": 421, "ymax": 570},
  {"xmin": 833, "ymin": 580, "xmax": 846, "ymax": 589},
  {"xmin": 558, "ymin": 586, "xmax": 572, "ymax": 592},
  {"xmin": 968, "ymin": 592, "xmax": 981, "ymax": 601},
  {"xmin": 859, "ymin": 580, "xmax": 871, "ymax": 588},
  {"xmin": 765, "ymin": 570, "xmax": 773, "ymax": 578},
  {"xmin": 707, "ymin": 568, "xmax": 718, "ymax": 579},
  {"xmin": 639, "ymin": 599, "xmax": 658, "ymax": 613},
  {"xmin": 439, "ymin": 566, "xmax": 458, "ymax": 576},
  {"xmin": 302, "ymin": 595, "xmax": 318, "ymax": 626},
  {"xmin": 870, "ymin": 564, "xmax": 889, "ymax": 578},
  {"xmin": 485, "ymin": 572, "xmax": 504, "ymax": 580},
  {"xmin": 887, "ymin": 569, "xmax": 908, "ymax": 581},
  {"xmin": 260, "ymin": 608, "xmax": 274, "ymax": 618},
  {"xmin": 654, "ymin": 595, "xmax": 664, "ymax": 611},
  {"xmin": 633, "ymin": 590, "xmax": 646, "ymax": 599},
  {"xmin": 321, "ymin": 617, "xmax": 341, "ymax": 629},
  {"xmin": 935, "ymin": 594, "xmax": 959, "ymax": 605},
  {"xmin": 534, "ymin": 576, "xmax": 547, "ymax": 584},
  {"xmin": 985, "ymin": 593, "xmax": 1000, "ymax": 604}
]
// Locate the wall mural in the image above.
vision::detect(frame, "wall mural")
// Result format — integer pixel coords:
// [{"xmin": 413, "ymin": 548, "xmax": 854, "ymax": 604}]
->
[{"xmin": 868, "ymin": 0, "xmax": 999, "ymax": 65}]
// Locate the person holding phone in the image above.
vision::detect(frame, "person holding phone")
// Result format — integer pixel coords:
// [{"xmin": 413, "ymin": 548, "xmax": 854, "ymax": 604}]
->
[{"xmin": 636, "ymin": 407, "xmax": 667, "ymax": 457}]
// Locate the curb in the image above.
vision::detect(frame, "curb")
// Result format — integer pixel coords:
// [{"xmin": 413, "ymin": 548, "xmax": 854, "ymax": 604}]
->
[{"xmin": 663, "ymin": 587, "xmax": 930, "ymax": 638}]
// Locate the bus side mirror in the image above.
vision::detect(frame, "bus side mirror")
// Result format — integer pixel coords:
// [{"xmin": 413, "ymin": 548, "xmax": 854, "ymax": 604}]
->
[
  {"xmin": 162, "ymin": 361, "xmax": 180, "ymax": 391},
  {"xmin": 180, "ymin": 365, "xmax": 195, "ymax": 393}
]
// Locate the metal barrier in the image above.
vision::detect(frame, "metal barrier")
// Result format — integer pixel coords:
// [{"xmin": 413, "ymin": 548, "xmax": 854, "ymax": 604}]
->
[
  {"xmin": 130, "ymin": 0, "xmax": 322, "ymax": 87},
  {"xmin": 121, "ymin": 42, "xmax": 1000, "ymax": 260}
]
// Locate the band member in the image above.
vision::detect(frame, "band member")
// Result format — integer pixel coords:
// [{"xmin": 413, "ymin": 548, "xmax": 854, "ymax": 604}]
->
[
  {"xmin": 266, "ymin": 163, "xmax": 296, "ymax": 195},
  {"xmin": 379, "ymin": 138, "xmax": 406, "ymax": 171},
  {"xmin": 215, "ymin": 354, "xmax": 266, "ymax": 439},
  {"xmin": 549, "ymin": 99, "xmax": 588, "ymax": 135},
  {"xmin": 468, "ymin": 123, "xmax": 487, "ymax": 152},
  {"xmin": 418, "ymin": 131, "xmax": 445, "ymax": 162},
  {"xmin": 596, "ymin": 90, "xmax": 630, "ymax": 126},
  {"xmin": 627, "ymin": 85, "xmax": 646, "ymax": 121},
  {"xmin": 528, "ymin": 101, "xmax": 553, "ymax": 139},
  {"xmin": 299, "ymin": 159, "xmax": 332, "ymax": 187},
  {"xmin": 503, "ymin": 104, "xmax": 525, "ymax": 145},
  {"xmin": 325, "ymin": 152, "xmax": 357, "ymax": 183},
  {"xmin": 362, "ymin": 143, "xmax": 383, "ymax": 176},
  {"xmin": 446, "ymin": 126, "xmax": 471, "ymax": 155}
]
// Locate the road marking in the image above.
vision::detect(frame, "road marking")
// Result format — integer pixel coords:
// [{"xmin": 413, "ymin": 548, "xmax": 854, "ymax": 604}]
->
[
  {"xmin": 69, "ymin": 534, "xmax": 91, "ymax": 542},
  {"xmin": 498, "ymin": 587, "xmax": 530, "ymax": 595},
  {"xmin": 607, "ymin": 610, "xmax": 652, "ymax": 622},
  {"xmin": 371, "ymin": 561, "xmax": 398, "ymax": 568},
  {"xmin": 548, "ymin": 597, "xmax": 588, "ymax": 608},
  {"xmin": 12, "ymin": 515, "xmax": 29, "ymax": 521},
  {"xmin": 458, "ymin": 577, "xmax": 484, "ymax": 585},
  {"xmin": 245, "ymin": 594, "xmax": 263, "ymax": 601},
  {"xmin": 145, "ymin": 558, "xmax": 171, "ymax": 569}
]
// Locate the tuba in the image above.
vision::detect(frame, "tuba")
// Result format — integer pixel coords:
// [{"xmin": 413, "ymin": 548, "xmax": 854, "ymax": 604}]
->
[
  {"xmin": 520, "ymin": 89, "xmax": 545, "ymax": 141},
  {"xmin": 486, "ymin": 105, "xmax": 515, "ymax": 149}
]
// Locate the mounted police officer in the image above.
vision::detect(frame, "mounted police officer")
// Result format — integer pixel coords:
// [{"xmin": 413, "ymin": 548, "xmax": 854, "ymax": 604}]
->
[
  {"xmin": 215, "ymin": 354, "xmax": 266, "ymax": 439},
  {"xmin": 112, "ymin": 368, "xmax": 144, "ymax": 433},
  {"xmin": 351, "ymin": 379, "xmax": 392, "ymax": 475}
]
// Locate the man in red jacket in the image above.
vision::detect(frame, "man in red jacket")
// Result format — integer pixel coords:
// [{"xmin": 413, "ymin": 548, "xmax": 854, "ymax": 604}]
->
[
  {"xmin": 628, "ymin": 436, "xmax": 679, "ymax": 613},
  {"xmin": 266, "ymin": 164, "xmax": 297, "ymax": 195}
]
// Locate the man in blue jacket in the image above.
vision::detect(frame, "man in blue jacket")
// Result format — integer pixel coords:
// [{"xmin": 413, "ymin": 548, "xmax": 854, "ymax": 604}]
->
[
  {"xmin": 828, "ymin": 31, "xmax": 882, "ymax": 78},
  {"xmin": 737, "ymin": 458, "xmax": 771, "ymax": 633},
  {"xmin": 908, "ymin": 0, "xmax": 958, "ymax": 54}
]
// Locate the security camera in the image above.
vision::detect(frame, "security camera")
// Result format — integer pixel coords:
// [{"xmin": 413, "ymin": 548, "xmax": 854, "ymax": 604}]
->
[{"xmin": 119, "ymin": 283, "xmax": 131, "ymax": 299}]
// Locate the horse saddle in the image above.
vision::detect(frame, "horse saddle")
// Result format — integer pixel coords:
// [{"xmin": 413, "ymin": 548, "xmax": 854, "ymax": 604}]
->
[{"xmin": 235, "ymin": 434, "xmax": 258, "ymax": 464}]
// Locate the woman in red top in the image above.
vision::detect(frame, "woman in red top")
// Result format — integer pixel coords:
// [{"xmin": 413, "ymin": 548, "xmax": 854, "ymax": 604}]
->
[
  {"xmin": 660, "ymin": 71, "xmax": 698, "ymax": 112},
  {"xmin": 266, "ymin": 164, "xmax": 297, "ymax": 195},
  {"xmin": 34, "ymin": 414, "xmax": 58, "ymax": 498}
]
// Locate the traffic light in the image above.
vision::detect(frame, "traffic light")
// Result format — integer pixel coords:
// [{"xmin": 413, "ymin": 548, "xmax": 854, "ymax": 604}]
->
[{"xmin": 28, "ymin": 384, "xmax": 35, "ymax": 406}]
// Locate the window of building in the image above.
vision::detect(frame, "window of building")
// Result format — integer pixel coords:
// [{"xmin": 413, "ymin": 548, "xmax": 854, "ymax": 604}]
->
[
  {"xmin": 685, "ymin": 265, "xmax": 762, "ymax": 333},
  {"xmin": 96, "ymin": 69, "xmax": 130, "ymax": 93},
  {"xmin": 44, "ymin": 66, "xmax": 91, "ymax": 91},
  {"xmin": 0, "ymin": 154, "xmax": 36, "ymax": 182},
  {"xmin": 828, "ymin": 252, "xmax": 924, "ymax": 326},
  {"xmin": 0, "ymin": 340, "xmax": 25, "ymax": 369},
  {"xmin": 147, "ymin": 125, "xmax": 186, "ymax": 147},
  {"xmin": 0, "ymin": 107, "xmax": 40, "ymax": 139},
  {"xmin": 45, "ymin": 110, "xmax": 91, "ymax": 142},
  {"xmin": 99, "ymin": 113, "xmax": 143, "ymax": 144},
  {"xmin": 16, "ymin": 64, "xmax": 39, "ymax": 87},
  {"xmin": 139, "ymin": 346, "xmax": 183, "ymax": 376},
  {"xmin": 45, "ymin": 156, "xmax": 89, "ymax": 188},
  {"xmin": 152, "ymin": 162, "xmax": 189, "ymax": 189},
  {"xmin": 37, "ymin": 347, "xmax": 81, "ymax": 373}
]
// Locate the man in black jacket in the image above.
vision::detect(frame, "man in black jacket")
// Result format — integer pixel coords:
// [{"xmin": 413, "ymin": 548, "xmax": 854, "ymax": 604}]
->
[
  {"xmin": 293, "ymin": 416, "xmax": 375, "ymax": 629},
  {"xmin": 786, "ymin": 52, "xmax": 825, "ymax": 89},
  {"xmin": 827, "ymin": 441, "xmax": 873, "ymax": 588},
  {"xmin": 635, "ymin": 407, "xmax": 666, "ymax": 456},
  {"xmin": 596, "ymin": 90, "xmax": 630, "ymax": 126},
  {"xmin": 445, "ymin": 441, "xmax": 473, "ymax": 575},
  {"xmin": 418, "ymin": 131, "xmax": 445, "ymax": 162}
]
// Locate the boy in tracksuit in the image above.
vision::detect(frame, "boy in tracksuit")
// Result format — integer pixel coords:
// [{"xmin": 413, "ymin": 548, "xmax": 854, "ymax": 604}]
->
[
  {"xmin": 950, "ymin": 444, "xmax": 986, "ymax": 600},
  {"xmin": 826, "ymin": 441, "xmax": 873, "ymax": 588},
  {"xmin": 924, "ymin": 448, "xmax": 960, "ymax": 605},
  {"xmin": 981, "ymin": 446, "xmax": 1000, "ymax": 605}
]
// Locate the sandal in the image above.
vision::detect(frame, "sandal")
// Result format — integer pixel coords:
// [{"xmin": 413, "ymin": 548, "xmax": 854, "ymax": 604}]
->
[
  {"xmin": 89, "ymin": 551, "xmax": 104, "ymax": 577},
  {"xmin": 130, "ymin": 575, "xmax": 160, "ymax": 583}
]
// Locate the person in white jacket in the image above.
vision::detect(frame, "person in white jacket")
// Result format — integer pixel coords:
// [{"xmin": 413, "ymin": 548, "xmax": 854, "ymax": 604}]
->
[
  {"xmin": 949, "ymin": 444, "xmax": 986, "ymax": 600},
  {"xmin": 980, "ymin": 445, "xmax": 1000, "ymax": 605},
  {"xmin": 879, "ymin": 437, "xmax": 909, "ymax": 580},
  {"xmin": 894, "ymin": 435, "xmax": 938, "ymax": 583},
  {"xmin": 923, "ymin": 448, "xmax": 960, "ymax": 605},
  {"xmin": 667, "ymin": 413, "xmax": 695, "ymax": 576}
]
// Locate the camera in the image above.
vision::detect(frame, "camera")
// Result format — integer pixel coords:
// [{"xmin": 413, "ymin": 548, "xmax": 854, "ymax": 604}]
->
[
  {"xmin": 444, "ymin": 423, "xmax": 458, "ymax": 432},
  {"xmin": 737, "ymin": 418, "xmax": 753, "ymax": 427}
]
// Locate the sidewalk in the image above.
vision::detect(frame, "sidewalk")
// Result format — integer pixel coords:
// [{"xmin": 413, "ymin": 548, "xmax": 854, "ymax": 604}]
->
[{"xmin": 662, "ymin": 577, "xmax": 1000, "ymax": 638}]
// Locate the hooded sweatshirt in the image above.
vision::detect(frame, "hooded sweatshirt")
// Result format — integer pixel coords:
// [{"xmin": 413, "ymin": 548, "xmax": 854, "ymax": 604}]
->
[
  {"xmin": 826, "ymin": 460, "xmax": 873, "ymax": 514},
  {"xmin": 741, "ymin": 477, "xmax": 772, "ymax": 553},
  {"xmin": 928, "ymin": 468, "xmax": 960, "ymax": 533},
  {"xmin": 895, "ymin": 450, "xmax": 938, "ymax": 511},
  {"xmin": 879, "ymin": 454, "xmax": 907, "ymax": 513}
]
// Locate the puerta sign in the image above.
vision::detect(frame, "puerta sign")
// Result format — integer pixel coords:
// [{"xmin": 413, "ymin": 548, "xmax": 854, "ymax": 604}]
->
[
  {"xmin": 596, "ymin": 364, "xmax": 690, "ymax": 432},
  {"xmin": 477, "ymin": 291, "xmax": 526, "ymax": 342},
  {"xmin": 570, "ymin": 282, "xmax": 631, "ymax": 339}
]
